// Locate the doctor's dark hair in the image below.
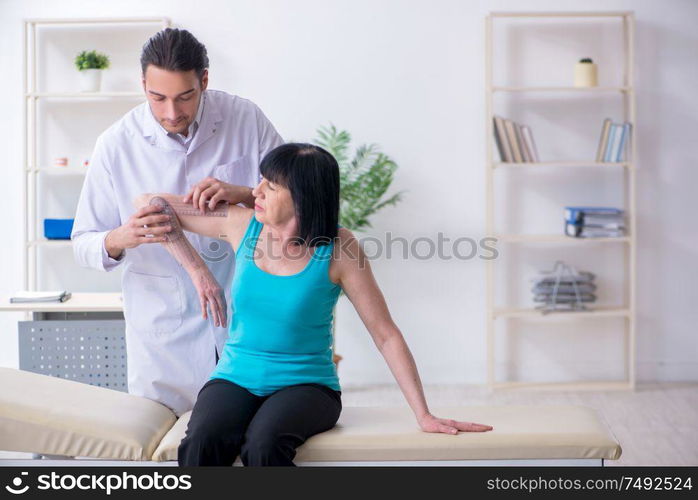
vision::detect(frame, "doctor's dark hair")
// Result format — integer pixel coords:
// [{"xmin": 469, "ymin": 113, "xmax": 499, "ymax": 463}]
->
[
  {"xmin": 260, "ymin": 143, "xmax": 340, "ymax": 248},
  {"xmin": 140, "ymin": 28, "xmax": 209, "ymax": 81}
]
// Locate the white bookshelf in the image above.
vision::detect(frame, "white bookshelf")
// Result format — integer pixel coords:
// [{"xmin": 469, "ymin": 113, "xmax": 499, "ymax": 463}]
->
[
  {"xmin": 21, "ymin": 17, "xmax": 170, "ymax": 313},
  {"xmin": 484, "ymin": 11, "xmax": 636, "ymax": 391}
]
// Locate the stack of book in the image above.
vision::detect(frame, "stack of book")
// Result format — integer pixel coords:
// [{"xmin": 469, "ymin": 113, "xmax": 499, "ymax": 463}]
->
[
  {"xmin": 531, "ymin": 260, "xmax": 597, "ymax": 312},
  {"xmin": 596, "ymin": 118, "xmax": 632, "ymax": 163},
  {"xmin": 565, "ymin": 206, "xmax": 625, "ymax": 238},
  {"xmin": 9, "ymin": 291, "xmax": 72, "ymax": 303},
  {"xmin": 493, "ymin": 115, "xmax": 540, "ymax": 163}
]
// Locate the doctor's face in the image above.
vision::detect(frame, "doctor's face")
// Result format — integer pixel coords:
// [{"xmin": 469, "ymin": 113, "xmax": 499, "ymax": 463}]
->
[
  {"xmin": 252, "ymin": 177, "xmax": 296, "ymax": 226},
  {"xmin": 142, "ymin": 65, "xmax": 208, "ymax": 136}
]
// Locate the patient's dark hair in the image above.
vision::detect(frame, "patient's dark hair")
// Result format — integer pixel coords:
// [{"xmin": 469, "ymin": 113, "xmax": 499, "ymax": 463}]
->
[
  {"xmin": 140, "ymin": 28, "xmax": 209, "ymax": 81},
  {"xmin": 260, "ymin": 143, "xmax": 340, "ymax": 247}
]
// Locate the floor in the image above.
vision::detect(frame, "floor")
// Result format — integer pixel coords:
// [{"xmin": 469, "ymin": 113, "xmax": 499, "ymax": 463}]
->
[{"xmin": 1, "ymin": 382, "xmax": 696, "ymax": 466}]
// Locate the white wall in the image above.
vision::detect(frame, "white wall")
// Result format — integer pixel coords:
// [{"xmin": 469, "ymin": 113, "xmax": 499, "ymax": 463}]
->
[{"xmin": 1, "ymin": 0, "xmax": 696, "ymax": 386}]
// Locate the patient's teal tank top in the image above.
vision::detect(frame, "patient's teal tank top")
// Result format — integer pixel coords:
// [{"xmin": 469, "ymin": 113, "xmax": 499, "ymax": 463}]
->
[{"xmin": 209, "ymin": 214, "xmax": 342, "ymax": 396}]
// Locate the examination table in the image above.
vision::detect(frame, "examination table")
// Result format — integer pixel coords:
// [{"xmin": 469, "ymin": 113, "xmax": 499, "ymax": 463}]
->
[{"xmin": 0, "ymin": 367, "xmax": 622, "ymax": 466}]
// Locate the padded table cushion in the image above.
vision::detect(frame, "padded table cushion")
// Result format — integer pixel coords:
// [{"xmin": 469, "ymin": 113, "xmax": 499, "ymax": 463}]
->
[
  {"xmin": 152, "ymin": 405, "xmax": 621, "ymax": 462},
  {"xmin": 0, "ymin": 367, "xmax": 176, "ymax": 460},
  {"xmin": 1, "ymin": 368, "xmax": 622, "ymax": 462}
]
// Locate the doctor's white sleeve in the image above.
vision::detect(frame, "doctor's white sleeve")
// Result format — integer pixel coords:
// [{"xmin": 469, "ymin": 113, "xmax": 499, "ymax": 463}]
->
[
  {"xmin": 254, "ymin": 104, "xmax": 284, "ymax": 182},
  {"xmin": 70, "ymin": 135, "xmax": 124, "ymax": 272}
]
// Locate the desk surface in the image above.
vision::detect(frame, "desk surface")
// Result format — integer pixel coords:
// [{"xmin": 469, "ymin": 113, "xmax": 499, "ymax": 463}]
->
[{"xmin": 0, "ymin": 293, "xmax": 123, "ymax": 312}]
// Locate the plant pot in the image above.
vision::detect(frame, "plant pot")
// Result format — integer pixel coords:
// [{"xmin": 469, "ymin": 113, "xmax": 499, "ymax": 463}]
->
[
  {"xmin": 574, "ymin": 62, "xmax": 598, "ymax": 87},
  {"xmin": 79, "ymin": 69, "xmax": 102, "ymax": 92}
]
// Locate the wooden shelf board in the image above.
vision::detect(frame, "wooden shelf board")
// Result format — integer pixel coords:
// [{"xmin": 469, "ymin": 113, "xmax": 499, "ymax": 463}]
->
[
  {"xmin": 493, "ymin": 161, "xmax": 631, "ymax": 168},
  {"xmin": 26, "ymin": 92, "xmax": 144, "ymax": 98},
  {"xmin": 27, "ymin": 239, "xmax": 73, "ymax": 247},
  {"xmin": 493, "ymin": 234, "xmax": 630, "ymax": 243},
  {"xmin": 490, "ymin": 380, "xmax": 633, "ymax": 391},
  {"xmin": 27, "ymin": 167, "xmax": 88, "ymax": 175},
  {"xmin": 492, "ymin": 307, "xmax": 631, "ymax": 319},
  {"xmin": 491, "ymin": 86, "xmax": 631, "ymax": 92},
  {"xmin": 488, "ymin": 11, "xmax": 633, "ymax": 18},
  {"xmin": 26, "ymin": 17, "xmax": 169, "ymax": 25}
]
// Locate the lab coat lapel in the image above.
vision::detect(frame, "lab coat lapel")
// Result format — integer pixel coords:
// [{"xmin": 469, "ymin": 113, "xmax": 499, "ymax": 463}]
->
[{"xmin": 187, "ymin": 93, "xmax": 223, "ymax": 156}]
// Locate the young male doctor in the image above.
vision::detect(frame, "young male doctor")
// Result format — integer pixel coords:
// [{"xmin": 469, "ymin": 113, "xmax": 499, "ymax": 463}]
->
[{"xmin": 71, "ymin": 28, "xmax": 284, "ymax": 416}]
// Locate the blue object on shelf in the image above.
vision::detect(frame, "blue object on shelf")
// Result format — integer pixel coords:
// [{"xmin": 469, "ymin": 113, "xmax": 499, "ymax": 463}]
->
[{"xmin": 44, "ymin": 218, "xmax": 74, "ymax": 240}]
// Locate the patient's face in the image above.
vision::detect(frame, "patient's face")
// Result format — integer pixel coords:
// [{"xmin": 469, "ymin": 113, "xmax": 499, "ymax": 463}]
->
[
  {"xmin": 142, "ymin": 65, "xmax": 208, "ymax": 136},
  {"xmin": 252, "ymin": 177, "xmax": 295, "ymax": 226}
]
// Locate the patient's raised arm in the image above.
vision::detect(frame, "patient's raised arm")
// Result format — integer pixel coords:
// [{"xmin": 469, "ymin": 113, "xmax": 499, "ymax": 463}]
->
[
  {"xmin": 134, "ymin": 192, "xmax": 231, "ymax": 240},
  {"xmin": 134, "ymin": 192, "xmax": 253, "ymax": 250},
  {"xmin": 133, "ymin": 194, "xmax": 229, "ymax": 328}
]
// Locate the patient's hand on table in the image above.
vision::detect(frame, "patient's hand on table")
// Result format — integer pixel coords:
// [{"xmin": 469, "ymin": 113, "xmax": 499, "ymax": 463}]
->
[
  {"xmin": 147, "ymin": 196, "xmax": 228, "ymax": 328},
  {"xmin": 417, "ymin": 413, "xmax": 494, "ymax": 435}
]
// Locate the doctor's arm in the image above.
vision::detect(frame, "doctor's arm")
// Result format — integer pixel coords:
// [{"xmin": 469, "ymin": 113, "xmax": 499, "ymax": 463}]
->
[
  {"xmin": 335, "ymin": 228, "xmax": 494, "ymax": 435},
  {"xmin": 71, "ymin": 135, "xmax": 126, "ymax": 271},
  {"xmin": 183, "ymin": 177, "xmax": 257, "ymax": 212}
]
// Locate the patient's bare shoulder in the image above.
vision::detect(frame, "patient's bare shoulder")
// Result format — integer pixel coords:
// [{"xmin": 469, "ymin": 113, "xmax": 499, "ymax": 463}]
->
[
  {"xmin": 225, "ymin": 207, "xmax": 255, "ymax": 253},
  {"xmin": 329, "ymin": 227, "xmax": 362, "ymax": 284}
]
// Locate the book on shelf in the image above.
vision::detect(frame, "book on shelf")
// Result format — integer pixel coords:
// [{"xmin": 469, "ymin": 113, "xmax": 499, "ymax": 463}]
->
[
  {"xmin": 520, "ymin": 125, "xmax": 539, "ymax": 162},
  {"xmin": 616, "ymin": 122, "xmax": 631, "ymax": 161},
  {"xmin": 595, "ymin": 118, "xmax": 612, "ymax": 162},
  {"xmin": 493, "ymin": 116, "xmax": 512, "ymax": 162},
  {"xmin": 493, "ymin": 115, "xmax": 539, "ymax": 163},
  {"xmin": 564, "ymin": 206, "xmax": 626, "ymax": 238},
  {"xmin": 565, "ymin": 223, "xmax": 625, "ymax": 238},
  {"xmin": 504, "ymin": 119, "xmax": 523, "ymax": 162},
  {"xmin": 10, "ymin": 290, "xmax": 72, "ymax": 303},
  {"xmin": 565, "ymin": 206, "xmax": 623, "ymax": 220},
  {"xmin": 596, "ymin": 118, "xmax": 632, "ymax": 162},
  {"xmin": 514, "ymin": 122, "xmax": 530, "ymax": 162}
]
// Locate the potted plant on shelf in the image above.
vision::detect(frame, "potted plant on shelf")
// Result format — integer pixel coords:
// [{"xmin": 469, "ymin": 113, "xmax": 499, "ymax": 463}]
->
[
  {"xmin": 75, "ymin": 50, "xmax": 110, "ymax": 92},
  {"xmin": 574, "ymin": 57, "xmax": 598, "ymax": 87},
  {"xmin": 314, "ymin": 123, "xmax": 405, "ymax": 368}
]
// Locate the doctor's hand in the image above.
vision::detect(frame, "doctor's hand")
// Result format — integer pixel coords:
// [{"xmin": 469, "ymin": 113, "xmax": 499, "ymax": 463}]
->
[
  {"xmin": 183, "ymin": 177, "xmax": 254, "ymax": 211},
  {"xmin": 105, "ymin": 205, "xmax": 173, "ymax": 257},
  {"xmin": 191, "ymin": 267, "xmax": 228, "ymax": 328},
  {"xmin": 417, "ymin": 413, "xmax": 494, "ymax": 435}
]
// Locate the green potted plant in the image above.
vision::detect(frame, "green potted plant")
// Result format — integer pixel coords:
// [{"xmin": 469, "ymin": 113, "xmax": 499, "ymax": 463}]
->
[
  {"xmin": 314, "ymin": 123, "xmax": 405, "ymax": 368},
  {"xmin": 315, "ymin": 124, "xmax": 404, "ymax": 231},
  {"xmin": 74, "ymin": 50, "xmax": 110, "ymax": 92}
]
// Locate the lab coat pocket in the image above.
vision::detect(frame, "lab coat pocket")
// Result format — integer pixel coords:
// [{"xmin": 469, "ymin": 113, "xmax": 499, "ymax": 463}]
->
[
  {"xmin": 214, "ymin": 154, "xmax": 257, "ymax": 188},
  {"xmin": 124, "ymin": 269, "xmax": 183, "ymax": 336}
]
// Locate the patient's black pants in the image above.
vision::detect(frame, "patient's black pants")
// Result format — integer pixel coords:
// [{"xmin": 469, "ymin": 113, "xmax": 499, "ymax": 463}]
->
[{"xmin": 177, "ymin": 377, "xmax": 342, "ymax": 466}]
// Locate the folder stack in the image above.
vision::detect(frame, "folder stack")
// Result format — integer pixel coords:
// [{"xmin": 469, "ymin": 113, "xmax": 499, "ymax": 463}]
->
[{"xmin": 564, "ymin": 206, "xmax": 625, "ymax": 238}]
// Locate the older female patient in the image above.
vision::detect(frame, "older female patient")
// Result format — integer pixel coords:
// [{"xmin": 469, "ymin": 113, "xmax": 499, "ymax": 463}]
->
[{"xmin": 134, "ymin": 142, "xmax": 493, "ymax": 466}]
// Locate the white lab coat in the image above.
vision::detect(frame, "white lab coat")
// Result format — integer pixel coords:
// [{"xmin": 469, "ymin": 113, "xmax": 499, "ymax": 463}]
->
[{"xmin": 71, "ymin": 89, "xmax": 284, "ymax": 416}]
